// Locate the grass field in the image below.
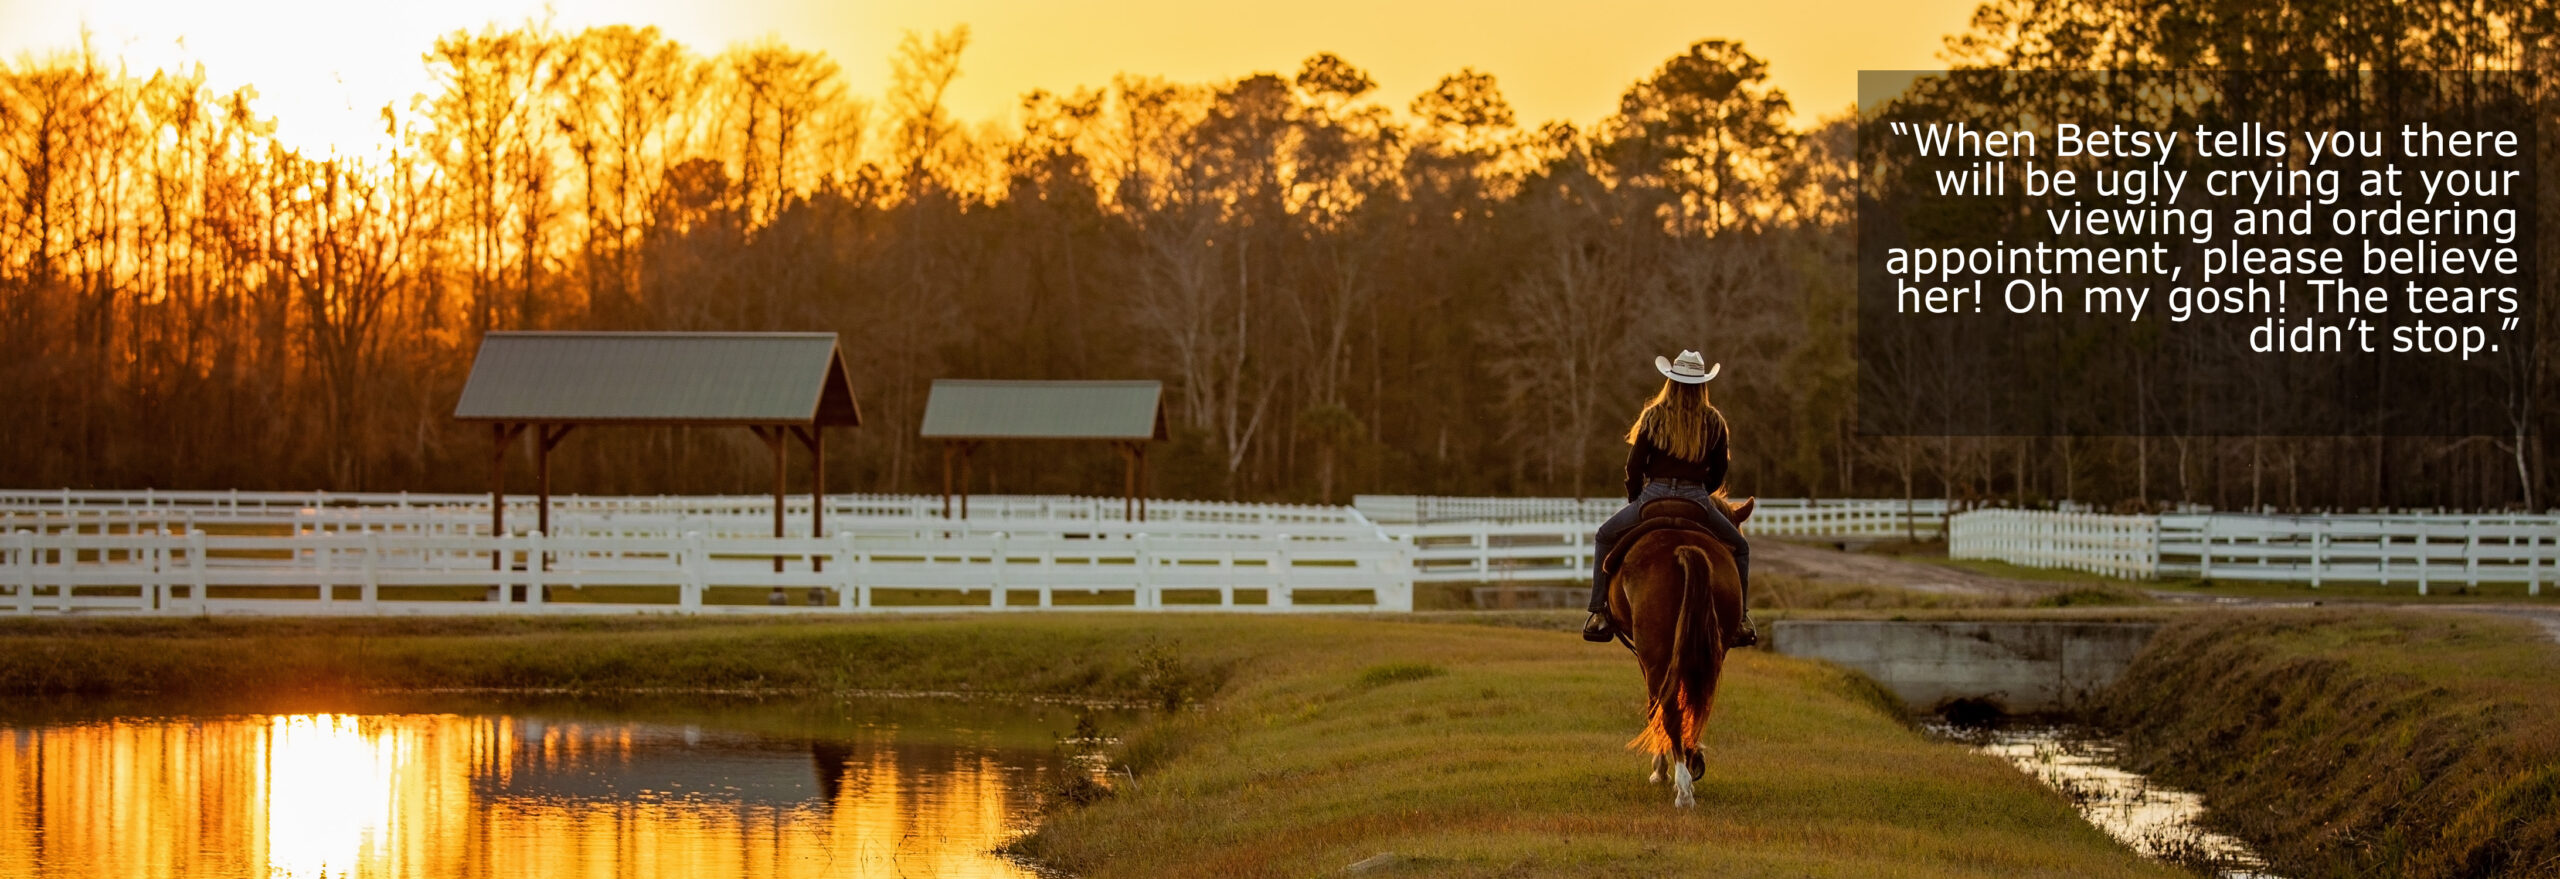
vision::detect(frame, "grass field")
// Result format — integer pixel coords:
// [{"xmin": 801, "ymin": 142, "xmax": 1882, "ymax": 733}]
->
[{"xmin": 0, "ymin": 613, "xmax": 2177, "ymax": 878}]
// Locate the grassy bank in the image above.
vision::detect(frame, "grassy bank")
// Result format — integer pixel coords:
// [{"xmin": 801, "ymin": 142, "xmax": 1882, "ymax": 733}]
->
[
  {"xmin": 0, "ymin": 613, "xmax": 2179, "ymax": 877},
  {"xmin": 2099, "ymin": 609, "xmax": 2560, "ymax": 878}
]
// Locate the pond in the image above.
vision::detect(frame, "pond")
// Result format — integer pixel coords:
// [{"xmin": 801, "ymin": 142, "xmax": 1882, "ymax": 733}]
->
[{"xmin": 0, "ymin": 694, "xmax": 1120, "ymax": 878}]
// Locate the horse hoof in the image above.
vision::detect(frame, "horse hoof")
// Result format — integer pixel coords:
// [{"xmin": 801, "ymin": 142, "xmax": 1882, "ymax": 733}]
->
[{"xmin": 1648, "ymin": 770, "xmax": 1664, "ymax": 784}]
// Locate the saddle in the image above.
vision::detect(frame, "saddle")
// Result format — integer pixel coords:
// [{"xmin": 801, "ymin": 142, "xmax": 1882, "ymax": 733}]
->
[{"xmin": 1599, "ymin": 497, "xmax": 1721, "ymax": 579}]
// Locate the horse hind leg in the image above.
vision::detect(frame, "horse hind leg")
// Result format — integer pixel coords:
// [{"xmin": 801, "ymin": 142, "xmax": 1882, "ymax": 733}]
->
[
  {"xmin": 1671, "ymin": 748, "xmax": 1696, "ymax": 808},
  {"xmin": 1649, "ymin": 753, "xmax": 1667, "ymax": 784}
]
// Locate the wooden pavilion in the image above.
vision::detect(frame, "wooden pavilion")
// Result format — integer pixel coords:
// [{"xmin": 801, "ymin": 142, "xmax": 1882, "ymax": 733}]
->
[
  {"xmin": 453, "ymin": 331, "xmax": 862, "ymax": 569},
  {"xmin": 918, "ymin": 379, "xmax": 1166, "ymax": 520}
]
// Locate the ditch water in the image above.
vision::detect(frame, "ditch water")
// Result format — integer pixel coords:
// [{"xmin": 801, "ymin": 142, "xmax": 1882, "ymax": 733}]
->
[
  {"xmin": 1930, "ymin": 722, "xmax": 2286, "ymax": 879},
  {"xmin": 0, "ymin": 694, "xmax": 1124, "ymax": 878}
]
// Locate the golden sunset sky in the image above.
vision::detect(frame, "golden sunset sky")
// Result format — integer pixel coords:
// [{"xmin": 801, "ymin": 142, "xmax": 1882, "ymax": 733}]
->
[{"xmin": 0, "ymin": 0, "xmax": 1985, "ymax": 156}]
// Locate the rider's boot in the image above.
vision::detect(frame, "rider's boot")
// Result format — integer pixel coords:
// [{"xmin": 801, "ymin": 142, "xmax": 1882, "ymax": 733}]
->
[
  {"xmin": 1582, "ymin": 612, "xmax": 1617, "ymax": 643},
  {"xmin": 1727, "ymin": 607, "xmax": 1759, "ymax": 649}
]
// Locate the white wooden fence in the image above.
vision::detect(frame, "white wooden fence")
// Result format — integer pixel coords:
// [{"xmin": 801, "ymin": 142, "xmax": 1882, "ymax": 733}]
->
[
  {"xmin": 1947, "ymin": 510, "xmax": 2162, "ymax": 579},
  {"xmin": 0, "ymin": 526, "xmax": 1411, "ymax": 615},
  {"xmin": 0, "ymin": 491, "xmax": 1409, "ymax": 615},
  {"xmin": 0, "ymin": 490, "xmax": 1982, "ymax": 612},
  {"xmin": 1369, "ymin": 496, "xmax": 1950, "ymax": 585},
  {"xmin": 1953, "ymin": 509, "xmax": 2558, "ymax": 595}
]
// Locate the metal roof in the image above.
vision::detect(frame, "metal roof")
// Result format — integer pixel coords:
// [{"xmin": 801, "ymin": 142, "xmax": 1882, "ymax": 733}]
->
[
  {"xmin": 454, "ymin": 332, "xmax": 862, "ymax": 426},
  {"xmin": 919, "ymin": 380, "xmax": 1166, "ymax": 441}
]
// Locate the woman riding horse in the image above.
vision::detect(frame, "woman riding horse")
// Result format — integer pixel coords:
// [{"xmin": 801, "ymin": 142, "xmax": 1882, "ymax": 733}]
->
[{"xmin": 1582, "ymin": 350, "xmax": 1755, "ymax": 648}]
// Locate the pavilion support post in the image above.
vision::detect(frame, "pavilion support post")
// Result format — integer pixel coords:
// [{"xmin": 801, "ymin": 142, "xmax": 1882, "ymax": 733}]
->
[
  {"xmin": 941, "ymin": 442, "xmax": 956, "ymax": 520},
  {"xmin": 537, "ymin": 425, "xmax": 575, "ymax": 535},
  {"xmin": 1118, "ymin": 442, "xmax": 1138, "ymax": 522},
  {"xmin": 1137, "ymin": 443, "xmax": 1150, "ymax": 521},
  {"xmin": 752, "ymin": 426, "xmax": 788, "ymax": 573},
  {"xmin": 939, "ymin": 441, "xmax": 979, "ymax": 520},
  {"xmin": 536, "ymin": 425, "xmax": 575, "ymax": 572},
  {"xmin": 490, "ymin": 423, "xmax": 527, "ymax": 570},
  {"xmin": 793, "ymin": 426, "xmax": 825, "ymax": 572},
  {"xmin": 959, "ymin": 442, "xmax": 976, "ymax": 520}
]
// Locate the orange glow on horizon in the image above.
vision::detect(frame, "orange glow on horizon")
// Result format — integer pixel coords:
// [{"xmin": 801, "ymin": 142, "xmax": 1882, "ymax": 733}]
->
[{"xmin": 0, "ymin": 0, "xmax": 1989, "ymax": 157}]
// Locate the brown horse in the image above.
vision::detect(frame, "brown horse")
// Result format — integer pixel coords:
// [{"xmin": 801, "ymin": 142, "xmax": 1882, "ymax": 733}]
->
[{"xmin": 1604, "ymin": 495, "xmax": 1753, "ymax": 808}]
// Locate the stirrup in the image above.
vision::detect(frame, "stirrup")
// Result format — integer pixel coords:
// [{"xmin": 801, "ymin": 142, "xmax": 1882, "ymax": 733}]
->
[
  {"xmin": 1581, "ymin": 612, "xmax": 1616, "ymax": 643},
  {"xmin": 1727, "ymin": 613, "xmax": 1759, "ymax": 649}
]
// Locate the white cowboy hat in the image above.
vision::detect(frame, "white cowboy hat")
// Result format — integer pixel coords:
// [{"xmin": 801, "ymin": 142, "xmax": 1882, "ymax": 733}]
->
[{"xmin": 1654, "ymin": 350, "xmax": 1720, "ymax": 384}]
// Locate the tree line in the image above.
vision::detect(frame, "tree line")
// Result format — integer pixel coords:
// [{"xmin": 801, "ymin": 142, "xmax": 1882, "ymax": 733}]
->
[{"xmin": 0, "ymin": 1, "xmax": 2553, "ymax": 513}]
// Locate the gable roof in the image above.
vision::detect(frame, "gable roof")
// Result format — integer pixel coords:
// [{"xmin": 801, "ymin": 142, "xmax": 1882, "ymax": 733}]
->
[
  {"xmin": 919, "ymin": 380, "xmax": 1166, "ymax": 441},
  {"xmin": 454, "ymin": 332, "xmax": 861, "ymax": 426}
]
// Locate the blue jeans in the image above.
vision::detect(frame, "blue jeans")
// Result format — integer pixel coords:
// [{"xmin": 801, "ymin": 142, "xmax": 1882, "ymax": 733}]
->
[{"xmin": 1587, "ymin": 481, "xmax": 1749, "ymax": 613}]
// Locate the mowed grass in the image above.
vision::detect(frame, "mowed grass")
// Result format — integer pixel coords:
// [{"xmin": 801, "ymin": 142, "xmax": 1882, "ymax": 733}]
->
[
  {"xmin": 0, "ymin": 614, "xmax": 2176, "ymax": 878},
  {"xmin": 1003, "ymin": 619, "xmax": 2178, "ymax": 878}
]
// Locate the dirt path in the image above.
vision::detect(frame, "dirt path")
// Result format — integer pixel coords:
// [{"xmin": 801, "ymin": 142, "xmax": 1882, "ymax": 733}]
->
[
  {"xmin": 1754, "ymin": 539, "xmax": 2057, "ymax": 597},
  {"xmin": 2147, "ymin": 591, "xmax": 2560, "ymax": 643},
  {"xmin": 2468, "ymin": 606, "xmax": 2560, "ymax": 642}
]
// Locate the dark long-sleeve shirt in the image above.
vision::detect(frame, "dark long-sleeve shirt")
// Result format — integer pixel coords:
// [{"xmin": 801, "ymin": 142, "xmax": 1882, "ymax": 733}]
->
[{"xmin": 1623, "ymin": 408, "xmax": 1729, "ymax": 502}]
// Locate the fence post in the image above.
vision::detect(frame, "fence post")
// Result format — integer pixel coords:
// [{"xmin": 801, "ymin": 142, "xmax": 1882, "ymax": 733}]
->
[
  {"xmin": 2415, "ymin": 526, "xmax": 2430, "ymax": 596},
  {"xmin": 2463, "ymin": 527, "xmax": 2479, "ymax": 589},
  {"xmin": 2198, "ymin": 518, "xmax": 2213, "ymax": 581},
  {"xmin": 991, "ymin": 531, "xmax": 1009, "ymax": 609},
  {"xmin": 1275, "ymin": 533, "xmax": 1293, "ymax": 609},
  {"xmin": 1039, "ymin": 544, "xmax": 1056, "ymax": 608},
  {"xmin": 2531, "ymin": 533, "xmax": 2542, "ymax": 597},
  {"xmin": 681, "ymin": 531, "xmax": 705, "ymax": 612},
  {"xmin": 362, "ymin": 531, "xmax": 381, "ymax": 611},
  {"xmin": 836, "ymin": 531, "xmax": 856, "ymax": 609},
  {"xmin": 2378, "ymin": 534, "xmax": 2392, "ymax": 586},
  {"xmin": 2309, "ymin": 527, "xmax": 2324, "ymax": 589},
  {"xmin": 188, "ymin": 529, "xmax": 207, "ymax": 612},
  {"xmin": 1134, "ymin": 534, "xmax": 1154, "ymax": 609},
  {"xmin": 317, "ymin": 529, "xmax": 334, "ymax": 606},
  {"xmin": 13, "ymin": 530, "xmax": 31, "ymax": 614},
  {"xmin": 147, "ymin": 529, "xmax": 165, "ymax": 613},
  {"xmin": 527, "ymin": 531, "xmax": 546, "ymax": 609},
  {"xmin": 1383, "ymin": 541, "xmax": 1414, "ymax": 612}
]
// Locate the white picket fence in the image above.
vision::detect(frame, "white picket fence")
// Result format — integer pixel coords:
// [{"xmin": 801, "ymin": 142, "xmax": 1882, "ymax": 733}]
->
[
  {"xmin": 1367, "ymin": 496, "xmax": 1950, "ymax": 585},
  {"xmin": 1953, "ymin": 509, "xmax": 2559, "ymax": 594}
]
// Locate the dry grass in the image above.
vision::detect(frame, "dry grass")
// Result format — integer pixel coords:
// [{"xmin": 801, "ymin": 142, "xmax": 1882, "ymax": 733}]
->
[{"xmin": 2099, "ymin": 609, "xmax": 2560, "ymax": 878}]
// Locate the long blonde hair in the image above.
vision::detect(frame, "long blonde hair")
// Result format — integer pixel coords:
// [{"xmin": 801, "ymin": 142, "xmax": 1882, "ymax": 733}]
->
[{"xmin": 1624, "ymin": 379, "xmax": 1722, "ymax": 461}]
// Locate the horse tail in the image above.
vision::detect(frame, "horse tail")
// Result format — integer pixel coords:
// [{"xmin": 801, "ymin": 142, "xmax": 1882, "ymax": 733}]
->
[
  {"xmin": 1675, "ymin": 544, "xmax": 1726, "ymax": 753},
  {"xmin": 1629, "ymin": 544, "xmax": 1706, "ymax": 757},
  {"xmin": 1628, "ymin": 553, "xmax": 1689, "ymax": 758}
]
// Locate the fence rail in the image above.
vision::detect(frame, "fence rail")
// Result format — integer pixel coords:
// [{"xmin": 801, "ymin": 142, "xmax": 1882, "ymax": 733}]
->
[{"xmin": 1953, "ymin": 509, "xmax": 2557, "ymax": 594}]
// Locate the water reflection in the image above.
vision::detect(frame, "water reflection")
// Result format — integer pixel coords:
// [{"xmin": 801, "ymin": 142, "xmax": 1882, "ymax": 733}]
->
[
  {"xmin": 1938, "ymin": 723, "xmax": 2284, "ymax": 879},
  {"xmin": 0, "ymin": 702, "xmax": 1094, "ymax": 878}
]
